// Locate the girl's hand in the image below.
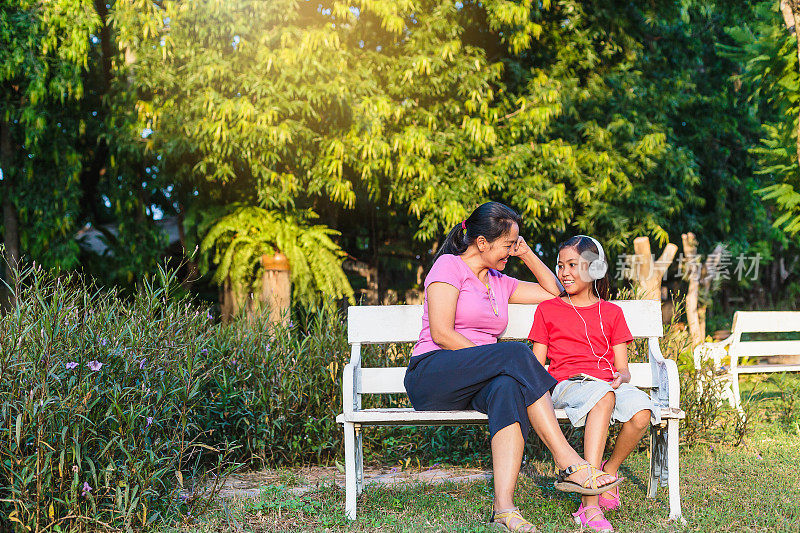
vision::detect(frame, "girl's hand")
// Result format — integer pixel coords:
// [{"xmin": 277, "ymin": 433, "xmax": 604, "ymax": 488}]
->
[
  {"xmin": 509, "ymin": 236, "xmax": 533, "ymax": 257},
  {"xmin": 610, "ymin": 370, "xmax": 630, "ymax": 389}
]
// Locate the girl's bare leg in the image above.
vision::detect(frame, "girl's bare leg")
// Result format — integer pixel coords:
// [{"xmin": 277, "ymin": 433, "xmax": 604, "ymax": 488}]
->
[
  {"xmin": 581, "ymin": 392, "xmax": 615, "ymax": 508},
  {"xmin": 600, "ymin": 409, "xmax": 651, "ymax": 500}
]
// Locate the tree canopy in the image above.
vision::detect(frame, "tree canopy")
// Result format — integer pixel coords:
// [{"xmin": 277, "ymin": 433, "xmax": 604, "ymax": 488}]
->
[{"xmin": 0, "ymin": 0, "xmax": 796, "ymax": 308}]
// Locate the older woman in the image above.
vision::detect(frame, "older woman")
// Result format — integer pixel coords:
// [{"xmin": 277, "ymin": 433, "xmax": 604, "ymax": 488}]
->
[{"xmin": 404, "ymin": 202, "xmax": 621, "ymax": 532}]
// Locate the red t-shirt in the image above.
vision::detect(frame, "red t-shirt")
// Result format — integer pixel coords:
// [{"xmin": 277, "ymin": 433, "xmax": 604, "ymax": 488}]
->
[{"xmin": 528, "ymin": 297, "xmax": 633, "ymax": 382}]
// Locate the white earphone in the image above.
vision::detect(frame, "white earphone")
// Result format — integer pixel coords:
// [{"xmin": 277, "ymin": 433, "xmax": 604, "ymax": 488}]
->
[{"xmin": 557, "ymin": 235, "xmax": 614, "ymax": 376}]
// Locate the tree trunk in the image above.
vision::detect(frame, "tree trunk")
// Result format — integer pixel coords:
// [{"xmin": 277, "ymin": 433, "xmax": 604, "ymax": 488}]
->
[
  {"xmin": 1, "ymin": 120, "xmax": 19, "ymax": 309},
  {"xmin": 681, "ymin": 232, "xmax": 703, "ymax": 347},
  {"xmin": 218, "ymin": 256, "xmax": 292, "ymax": 324},
  {"xmin": 631, "ymin": 236, "xmax": 678, "ymax": 302},
  {"xmin": 260, "ymin": 253, "xmax": 291, "ymax": 325}
]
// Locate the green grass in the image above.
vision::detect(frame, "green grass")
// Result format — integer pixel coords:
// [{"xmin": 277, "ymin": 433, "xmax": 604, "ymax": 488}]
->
[{"xmin": 173, "ymin": 375, "xmax": 800, "ymax": 532}]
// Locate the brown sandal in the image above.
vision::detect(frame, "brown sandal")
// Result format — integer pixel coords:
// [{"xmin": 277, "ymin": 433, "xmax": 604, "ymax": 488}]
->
[
  {"xmin": 554, "ymin": 462, "xmax": 623, "ymax": 495},
  {"xmin": 490, "ymin": 506, "xmax": 538, "ymax": 532}
]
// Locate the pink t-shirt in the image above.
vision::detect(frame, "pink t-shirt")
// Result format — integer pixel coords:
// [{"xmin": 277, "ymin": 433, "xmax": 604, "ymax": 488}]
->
[{"xmin": 411, "ymin": 254, "xmax": 520, "ymax": 357}]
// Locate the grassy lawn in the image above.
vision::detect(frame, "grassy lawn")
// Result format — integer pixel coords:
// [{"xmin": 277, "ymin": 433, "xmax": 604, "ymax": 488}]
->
[{"xmin": 175, "ymin": 375, "xmax": 800, "ymax": 532}]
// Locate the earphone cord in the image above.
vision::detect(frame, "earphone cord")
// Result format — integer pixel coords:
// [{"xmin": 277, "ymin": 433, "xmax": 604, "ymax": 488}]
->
[{"xmin": 566, "ymin": 280, "xmax": 614, "ymax": 376}]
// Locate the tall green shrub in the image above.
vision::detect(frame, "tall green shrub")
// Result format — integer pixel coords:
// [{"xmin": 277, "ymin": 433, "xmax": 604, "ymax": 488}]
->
[
  {"xmin": 0, "ymin": 264, "xmax": 352, "ymax": 531},
  {"xmin": 0, "ymin": 265, "xmax": 219, "ymax": 530}
]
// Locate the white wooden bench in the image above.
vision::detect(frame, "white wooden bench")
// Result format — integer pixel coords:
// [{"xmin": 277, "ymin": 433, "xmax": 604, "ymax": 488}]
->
[
  {"xmin": 337, "ymin": 300, "xmax": 685, "ymax": 522},
  {"xmin": 694, "ymin": 311, "xmax": 800, "ymax": 409}
]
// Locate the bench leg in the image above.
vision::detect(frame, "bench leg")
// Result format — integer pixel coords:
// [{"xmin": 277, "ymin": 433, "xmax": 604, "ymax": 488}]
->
[
  {"xmin": 667, "ymin": 419, "xmax": 685, "ymax": 523},
  {"xmin": 646, "ymin": 425, "xmax": 658, "ymax": 499},
  {"xmin": 731, "ymin": 372, "xmax": 742, "ymax": 411},
  {"xmin": 344, "ymin": 421, "xmax": 357, "ymax": 520},
  {"xmin": 356, "ymin": 426, "xmax": 364, "ymax": 495}
]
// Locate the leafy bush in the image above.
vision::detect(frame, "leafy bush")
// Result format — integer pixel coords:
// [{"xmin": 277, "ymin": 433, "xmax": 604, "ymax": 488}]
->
[
  {"xmin": 195, "ymin": 304, "xmax": 349, "ymax": 467},
  {"xmin": 0, "ymin": 263, "xmax": 352, "ymax": 531},
  {"xmin": 0, "ymin": 265, "xmax": 219, "ymax": 531}
]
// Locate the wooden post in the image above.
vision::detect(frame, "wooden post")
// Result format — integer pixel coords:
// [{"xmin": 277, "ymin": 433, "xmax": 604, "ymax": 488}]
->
[
  {"xmin": 632, "ymin": 236, "xmax": 678, "ymax": 300},
  {"xmin": 681, "ymin": 233, "xmax": 702, "ymax": 347},
  {"xmin": 682, "ymin": 233, "xmax": 726, "ymax": 348},
  {"xmin": 261, "ymin": 253, "xmax": 291, "ymax": 325}
]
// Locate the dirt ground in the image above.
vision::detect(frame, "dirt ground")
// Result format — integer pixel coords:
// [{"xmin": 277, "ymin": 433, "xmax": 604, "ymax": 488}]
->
[{"xmin": 206, "ymin": 465, "xmax": 492, "ymax": 500}]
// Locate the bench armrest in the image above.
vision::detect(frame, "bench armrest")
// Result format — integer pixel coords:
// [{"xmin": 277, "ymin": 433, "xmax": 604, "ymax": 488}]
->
[
  {"xmin": 692, "ymin": 335, "xmax": 734, "ymax": 370},
  {"xmin": 342, "ymin": 342, "xmax": 363, "ymax": 416},
  {"xmin": 342, "ymin": 362, "xmax": 360, "ymax": 415},
  {"xmin": 648, "ymin": 337, "xmax": 680, "ymax": 410}
]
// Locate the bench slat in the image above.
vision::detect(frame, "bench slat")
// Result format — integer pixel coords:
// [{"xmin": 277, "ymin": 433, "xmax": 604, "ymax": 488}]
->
[
  {"xmin": 337, "ymin": 406, "xmax": 684, "ymax": 425},
  {"xmin": 348, "ymin": 300, "xmax": 663, "ymax": 344},
  {"xmin": 734, "ymin": 363, "xmax": 800, "ymax": 374},
  {"xmin": 732, "ymin": 311, "xmax": 800, "ymax": 334},
  {"xmin": 359, "ymin": 362, "xmax": 656, "ymax": 394},
  {"xmin": 731, "ymin": 340, "xmax": 800, "ymax": 358}
]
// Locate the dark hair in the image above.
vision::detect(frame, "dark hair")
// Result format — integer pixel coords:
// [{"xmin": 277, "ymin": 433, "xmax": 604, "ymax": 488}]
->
[
  {"xmin": 557, "ymin": 235, "xmax": 610, "ymax": 300},
  {"xmin": 434, "ymin": 202, "xmax": 523, "ymax": 262}
]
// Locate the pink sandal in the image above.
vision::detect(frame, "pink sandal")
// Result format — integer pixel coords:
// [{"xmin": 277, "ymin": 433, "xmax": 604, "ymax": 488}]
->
[
  {"xmin": 598, "ymin": 460, "xmax": 620, "ymax": 511},
  {"xmin": 572, "ymin": 503, "xmax": 613, "ymax": 533}
]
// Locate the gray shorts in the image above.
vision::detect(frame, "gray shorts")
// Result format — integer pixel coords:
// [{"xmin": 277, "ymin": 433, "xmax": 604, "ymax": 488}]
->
[{"xmin": 551, "ymin": 378, "xmax": 661, "ymax": 428}]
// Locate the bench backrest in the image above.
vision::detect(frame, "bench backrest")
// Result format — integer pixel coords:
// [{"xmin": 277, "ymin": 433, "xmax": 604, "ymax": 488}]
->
[
  {"xmin": 348, "ymin": 300, "xmax": 663, "ymax": 344},
  {"xmin": 729, "ymin": 311, "xmax": 800, "ymax": 358},
  {"xmin": 347, "ymin": 300, "xmax": 664, "ymax": 395}
]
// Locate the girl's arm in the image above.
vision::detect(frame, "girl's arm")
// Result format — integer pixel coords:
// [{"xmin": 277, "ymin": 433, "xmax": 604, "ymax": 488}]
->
[
  {"xmin": 531, "ymin": 342, "xmax": 548, "ymax": 367},
  {"xmin": 610, "ymin": 343, "xmax": 631, "ymax": 389},
  {"xmin": 426, "ymin": 282, "xmax": 476, "ymax": 350},
  {"xmin": 508, "ymin": 237, "xmax": 562, "ymax": 304}
]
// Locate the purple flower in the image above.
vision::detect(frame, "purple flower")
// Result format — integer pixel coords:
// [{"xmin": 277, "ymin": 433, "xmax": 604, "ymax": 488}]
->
[
  {"xmin": 139, "ymin": 359, "xmax": 146, "ymax": 369},
  {"xmin": 82, "ymin": 481, "xmax": 92, "ymax": 496},
  {"xmin": 146, "ymin": 417, "xmax": 153, "ymax": 427},
  {"xmin": 206, "ymin": 310, "xmax": 213, "ymax": 320},
  {"xmin": 66, "ymin": 362, "xmax": 79, "ymax": 370},
  {"xmin": 200, "ymin": 349, "xmax": 208, "ymax": 355},
  {"xmin": 100, "ymin": 338, "xmax": 107, "ymax": 346},
  {"xmin": 87, "ymin": 360, "xmax": 103, "ymax": 372}
]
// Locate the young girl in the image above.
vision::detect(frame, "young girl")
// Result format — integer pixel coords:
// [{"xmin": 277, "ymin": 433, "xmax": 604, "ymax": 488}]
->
[{"xmin": 528, "ymin": 236, "xmax": 659, "ymax": 533}]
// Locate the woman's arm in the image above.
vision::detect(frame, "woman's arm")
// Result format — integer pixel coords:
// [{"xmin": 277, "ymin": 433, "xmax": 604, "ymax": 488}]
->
[
  {"xmin": 426, "ymin": 282, "xmax": 476, "ymax": 350},
  {"xmin": 508, "ymin": 237, "xmax": 562, "ymax": 304},
  {"xmin": 531, "ymin": 342, "xmax": 548, "ymax": 367},
  {"xmin": 609, "ymin": 343, "xmax": 631, "ymax": 389}
]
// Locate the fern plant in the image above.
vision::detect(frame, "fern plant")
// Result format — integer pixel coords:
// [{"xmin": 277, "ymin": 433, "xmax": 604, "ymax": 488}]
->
[
  {"xmin": 199, "ymin": 206, "xmax": 354, "ymax": 307},
  {"xmin": 722, "ymin": 3, "xmax": 800, "ymax": 237}
]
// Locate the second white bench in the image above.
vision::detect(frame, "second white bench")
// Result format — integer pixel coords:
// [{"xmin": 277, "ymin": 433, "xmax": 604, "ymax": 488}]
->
[{"xmin": 694, "ymin": 310, "xmax": 800, "ymax": 408}]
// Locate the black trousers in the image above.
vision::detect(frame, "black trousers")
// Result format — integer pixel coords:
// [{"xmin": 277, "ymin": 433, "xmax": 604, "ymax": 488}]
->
[{"xmin": 404, "ymin": 342, "xmax": 557, "ymax": 439}]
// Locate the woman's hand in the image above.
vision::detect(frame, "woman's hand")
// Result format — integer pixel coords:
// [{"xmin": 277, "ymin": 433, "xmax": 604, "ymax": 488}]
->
[
  {"xmin": 507, "ymin": 236, "xmax": 562, "ymax": 303},
  {"xmin": 508, "ymin": 236, "xmax": 562, "ymax": 304},
  {"xmin": 509, "ymin": 236, "xmax": 533, "ymax": 258}
]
